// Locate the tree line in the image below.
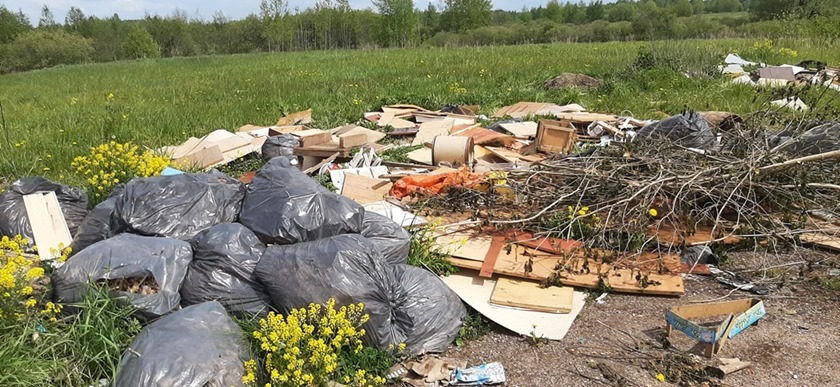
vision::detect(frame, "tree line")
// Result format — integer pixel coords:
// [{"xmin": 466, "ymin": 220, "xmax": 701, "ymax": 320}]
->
[{"xmin": 1, "ymin": 0, "xmax": 839, "ymax": 73}]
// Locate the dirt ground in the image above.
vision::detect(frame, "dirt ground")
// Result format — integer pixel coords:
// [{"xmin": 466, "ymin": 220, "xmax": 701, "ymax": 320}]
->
[{"xmin": 443, "ymin": 247, "xmax": 840, "ymax": 387}]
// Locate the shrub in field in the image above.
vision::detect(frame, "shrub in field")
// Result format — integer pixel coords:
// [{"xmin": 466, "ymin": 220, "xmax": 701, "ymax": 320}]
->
[
  {"xmin": 244, "ymin": 298, "xmax": 390, "ymax": 387},
  {"xmin": 2, "ymin": 29, "xmax": 93, "ymax": 72},
  {"xmin": 71, "ymin": 141, "xmax": 168, "ymax": 205}
]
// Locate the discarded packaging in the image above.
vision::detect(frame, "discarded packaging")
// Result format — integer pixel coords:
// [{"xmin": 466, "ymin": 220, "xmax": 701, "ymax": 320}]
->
[{"xmin": 665, "ymin": 298, "xmax": 766, "ymax": 357}]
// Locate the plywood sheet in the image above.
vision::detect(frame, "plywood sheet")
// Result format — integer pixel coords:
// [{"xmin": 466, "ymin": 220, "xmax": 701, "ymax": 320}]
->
[
  {"xmin": 490, "ymin": 277, "xmax": 574, "ymax": 313},
  {"xmin": 499, "ymin": 122, "xmax": 538, "ymax": 138},
  {"xmin": 23, "ymin": 192, "xmax": 72, "ymax": 261},
  {"xmin": 413, "ymin": 119, "xmax": 454, "ymax": 146},
  {"xmin": 339, "ymin": 126, "xmax": 387, "ymax": 145},
  {"xmin": 448, "ymin": 244, "xmax": 684, "ymax": 296},
  {"xmin": 340, "ymin": 173, "xmax": 393, "ymax": 205},
  {"xmin": 440, "ymin": 270, "xmax": 586, "ymax": 340},
  {"xmin": 799, "ymin": 232, "xmax": 840, "ymax": 252},
  {"xmin": 435, "ymin": 230, "xmax": 492, "ymax": 261},
  {"xmin": 406, "ymin": 147, "xmax": 433, "ymax": 165}
]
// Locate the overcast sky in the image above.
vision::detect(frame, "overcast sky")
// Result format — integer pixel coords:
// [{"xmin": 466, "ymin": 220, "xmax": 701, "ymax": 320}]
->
[{"xmin": 6, "ymin": 0, "xmax": 606, "ymax": 23}]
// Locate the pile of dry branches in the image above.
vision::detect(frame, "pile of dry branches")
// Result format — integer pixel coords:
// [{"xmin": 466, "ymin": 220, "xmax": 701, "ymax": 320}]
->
[{"xmin": 470, "ymin": 120, "xmax": 840, "ymax": 255}]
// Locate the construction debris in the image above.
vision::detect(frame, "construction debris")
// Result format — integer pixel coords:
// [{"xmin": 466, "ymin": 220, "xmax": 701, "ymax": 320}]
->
[{"xmin": 665, "ymin": 299, "xmax": 766, "ymax": 357}]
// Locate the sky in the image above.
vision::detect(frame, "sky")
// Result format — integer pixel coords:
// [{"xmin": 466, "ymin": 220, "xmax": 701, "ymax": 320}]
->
[{"xmin": 5, "ymin": 0, "xmax": 603, "ymax": 23}]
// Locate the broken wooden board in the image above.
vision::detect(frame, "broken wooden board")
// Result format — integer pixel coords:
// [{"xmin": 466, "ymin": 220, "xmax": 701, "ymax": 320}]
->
[
  {"xmin": 537, "ymin": 119, "xmax": 577, "ymax": 154},
  {"xmin": 378, "ymin": 112, "xmax": 415, "ymax": 129},
  {"xmin": 337, "ymin": 126, "xmax": 387, "ymax": 145},
  {"xmin": 799, "ymin": 232, "xmax": 840, "ymax": 252},
  {"xmin": 554, "ymin": 112, "xmax": 618, "ymax": 125},
  {"xmin": 339, "ymin": 133, "xmax": 369, "ymax": 149},
  {"xmin": 328, "ymin": 166, "xmax": 389, "ymax": 192},
  {"xmin": 499, "ymin": 122, "xmax": 538, "ymax": 138},
  {"xmin": 406, "ymin": 147, "xmax": 433, "ymax": 165},
  {"xmin": 23, "ymin": 192, "xmax": 72, "ymax": 261},
  {"xmin": 178, "ymin": 145, "xmax": 224, "ymax": 169},
  {"xmin": 491, "ymin": 102, "xmax": 587, "ymax": 118},
  {"xmin": 268, "ymin": 125, "xmax": 308, "ymax": 136},
  {"xmin": 453, "ymin": 126, "xmax": 517, "ymax": 147},
  {"xmin": 440, "ymin": 270, "xmax": 586, "ymax": 340},
  {"xmin": 448, "ymin": 244, "xmax": 684, "ymax": 296},
  {"xmin": 293, "ymin": 144, "xmax": 352, "ymax": 158},
  {"xmin": 474, "ymin": 145, "xmax": 507, "ymax": 165},
  {"xmin": 413, "ymin": 118, "xmax": 454, "ymax": 146},
  {"xmin": 490, "ymin": 277, "xmax": 574, "ymax": 313},
  {"xmin": 340, "ymin": 173, "xmax": 393, "ymax": 205},
  {"xmin": 483, "ymin": 146, "xmax": 541, "ymax": 164},
  {"xmin": 292, "ymin": 129, "xmax": 332, "ymax": 147},
  {"xmin": 649, "ymin": 224, "xmax": 744, "ymax": 247},
  {"xmin": 435, "ymin": 229, "xmax": 493, "ymax": 261},
  {"xmin": 413, "ymin": 112, "xmax": 476, "ymax": 126},
  {"xmin": 277, "ymin": 109, "xmax": 312, "ymax": 126}
]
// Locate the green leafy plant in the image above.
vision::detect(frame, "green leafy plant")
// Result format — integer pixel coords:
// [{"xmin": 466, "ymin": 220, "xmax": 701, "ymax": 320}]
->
[
  {"xmin": 455, "ymin": 307, "xmax": 491, "ymax": 346},
  {"xmin": 408, "ymin": 224, "xmax": 457, "ymax": 276}
]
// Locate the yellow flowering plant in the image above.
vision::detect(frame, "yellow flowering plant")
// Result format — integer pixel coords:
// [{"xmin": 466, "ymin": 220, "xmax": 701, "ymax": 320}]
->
[
  {"xmin": 244, "ymin": 298, "xmax": 389, "ymax": 387},
  {"xmin": 71, "ymin": 141, "xmax": 168, "ymax": 204},
  {"xmin": 542, "ymin": 205, "xmax": 602, "ymax": 240},
  {"xmin": 0, "ymin": 235, "xmax": 64, "ymax": 324}
]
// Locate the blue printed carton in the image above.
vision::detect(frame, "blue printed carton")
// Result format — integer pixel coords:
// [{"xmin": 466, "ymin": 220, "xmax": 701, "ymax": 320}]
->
[{"xmin": 665, "ymin": 298, "xmax": 765, "ymax": 357}]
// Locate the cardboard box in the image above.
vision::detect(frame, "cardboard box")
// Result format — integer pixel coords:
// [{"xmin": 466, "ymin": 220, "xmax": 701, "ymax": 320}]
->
[{"xmin": 665, "ymin": 298, "xmax": 766, "ymax": 357}]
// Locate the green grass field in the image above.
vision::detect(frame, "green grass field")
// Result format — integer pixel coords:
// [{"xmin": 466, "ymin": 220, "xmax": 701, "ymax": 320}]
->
[{"xmin": 1, "ymin": 38, "xmax": 839, "ymax": 184}]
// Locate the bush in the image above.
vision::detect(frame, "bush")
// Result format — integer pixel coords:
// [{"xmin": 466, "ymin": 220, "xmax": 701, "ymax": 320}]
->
[
  {"xmin": 2, "ymin": 29, "xmax": 93, "ymax": 72},
  {"xmin": 70, "ymin": 141, "xmax": 169, "ymax": 205}
]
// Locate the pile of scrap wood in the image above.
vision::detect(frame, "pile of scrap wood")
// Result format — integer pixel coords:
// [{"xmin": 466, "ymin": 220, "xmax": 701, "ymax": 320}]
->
[{"xmin": 721, "ymin": 53, "xmax": 840, "ymax": 91}]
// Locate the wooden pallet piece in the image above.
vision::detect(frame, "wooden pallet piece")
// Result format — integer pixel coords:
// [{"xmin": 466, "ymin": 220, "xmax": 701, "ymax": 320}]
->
[{"xmin": 23, "ymin": 192, "xmax": 72, "ymax": 261}]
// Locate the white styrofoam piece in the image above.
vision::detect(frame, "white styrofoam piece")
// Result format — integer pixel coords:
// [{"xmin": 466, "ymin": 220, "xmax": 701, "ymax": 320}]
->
[{"xmin": 363, "ymin": 201, "xmax": 426, "ymax": 227}]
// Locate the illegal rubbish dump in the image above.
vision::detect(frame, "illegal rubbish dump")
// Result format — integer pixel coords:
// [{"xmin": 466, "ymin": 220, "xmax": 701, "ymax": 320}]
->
[{"xmin": 2, "ymin": 76, "xmax": 839, "ymax": 386}]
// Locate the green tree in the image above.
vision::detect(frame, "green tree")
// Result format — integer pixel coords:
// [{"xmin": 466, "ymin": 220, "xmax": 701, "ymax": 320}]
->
[
  {"xmin": 420, "ymin": 3, "xmax": 441, "ymax": 37},
  {"xmin": 38, "ymin": 5, "xmax": 57, "ymax": 29},
  {"xmin": 673, "ymin": 0, "xmax": 694, "ymax": 17},
  {"xmin": 607, "ymin": 3, "xmax": 638, "ymax": 22},
  {"xmin": 632, "ymin": 7, "xmax": 678, "ymax": 39},
  {"xmin": 260, "ymin": 0, "xmax": 292, "ymax": 50},
  {"xmin": 0, "ymin": 6, "xmax": 31, "ymax": 44},
  {"xmin": 123, "ymin": 26, "xmax": 160, "ymax": 58},
  {"xmin": 586, "ymin": 1, "xmax": 606, "ymax": 22},
  {"xmin": 373, "ymin": 0, "xmax": 417, "ymax": 47},
  {"xmin": 690, "ymin": 0, "xmax": 705, "ymax": 14},
  {"xmin": 440, "ymin": 0, "xmax": 492, "ymax": 32},
  {"xmin": 64, "ymin": 7, "xmax": 86, "ymax": 32},
  {"xmin": 544, "ymin": 0, "xmax": 563, "ymax": 22},
  {"xmin": 3, "ymin": 29, "xmax": 93, "ymax": 71}
]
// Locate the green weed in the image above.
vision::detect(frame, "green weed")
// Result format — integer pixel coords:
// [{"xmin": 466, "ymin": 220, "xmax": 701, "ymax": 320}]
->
[
  {"xmin": 455, "ymin": 307, "xmax": 492, "ymax": 347},
  {"xmin": 407, "ymin": 226, "xmax": 457, "ymax": 276}
]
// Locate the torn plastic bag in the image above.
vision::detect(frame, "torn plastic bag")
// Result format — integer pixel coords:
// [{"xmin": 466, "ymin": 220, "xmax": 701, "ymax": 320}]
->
[
  {"xmin": 261, "ymin": 134, "xmax": 300, "ymax": 160},
  {"xmin": 0, "ymin": 176, "xmax": 88, "ymax": 243},
  {"xmin": 181, "ymin": 223, "xmax": 272, "ymax": 315},
  {"xmin": 393, "ymin": 264, "xmax": 466, "ymax": 354},
  {"xmin": 69, "ymin": 185, "xmax": 123, "ymax": 256},
  {"xmin": 114, "ymin": 301, "xmax": 249, "ymax": 387},
  {"xmin": 638, "ymin": 111, "xmax": 719, "ymax": 150},
  {"xmin": 53, "ymin": 234, "xmax": 192, "ymax": 320},
  {"xmin": 362, "ymin": 211, "xmax": 411, "ymax": 265},
  {"xmin": 239, "ymin": 157, "xmax": 365, "ymax": 244},
  {"xmin": 774, "ymin": 122, "xmax": 840, "ymax": 156},
  {"xmin": 255, "ymin": 234, "xmax": 406, "ymax": 349},
  {"xmin": 110, "ymin": 172, "xmax": 246, "ymax": 240}
]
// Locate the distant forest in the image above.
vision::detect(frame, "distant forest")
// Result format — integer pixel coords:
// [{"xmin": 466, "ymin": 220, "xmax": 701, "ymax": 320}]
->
[{"xmin": 1, "ymin": 0, "xmax": 839, "ymax": 73}]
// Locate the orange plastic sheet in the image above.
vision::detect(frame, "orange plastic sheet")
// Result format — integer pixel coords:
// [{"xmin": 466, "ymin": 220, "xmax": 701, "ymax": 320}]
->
[{"xmin": 390, "ymin": 168, "xmax": 485, "ymax": 199}]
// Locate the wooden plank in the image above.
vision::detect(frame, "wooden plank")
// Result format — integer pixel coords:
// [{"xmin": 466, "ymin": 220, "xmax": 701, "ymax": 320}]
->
[
  {"xmin": 406, "ymin": 147, "xmax": 433, "ymax": 165},
  {"xmin": 276, "ymin": 109, "xmax": 312, "ymax": 126},
  {"xmin": 448, "ymin": 244, "xmax": 685, "ymax": 296},
  {"xmin": 479, "ymin": 236, "xmax": 506, "ymax": 278},
  {"xmin": 293, "ymin": 145, "xmax": 351, "ymax": 158},
  {"xmin": 490, "ymin": 277, "xmax": 574, "ymax": 313},
  {"xmin": 170, "ymin": 137, "xmax": 202, "ymax": 159},
  {"xmin": 537, "ymin": 119, "xmax": 577, "ymax": 154},
  {"xmin": 268, "ymin": 125, "xmax": 307, "ymax": 136},
  {"xmin": 340, "ymin": 173, "xmax": 393, "ymax": 205},
  {"xmin": 302, "ymin": 152, "xmax": 340, "ymax": 175},
  {"xmin": 436, "ymin": 230, "xmax": 492, "ymax": 261},
  {"xmin": 23, "ymin": 192, "xmax": 72, "ymax": 261},
  {"xmin": 453, "ymin": 126, "xmax": 517, "ymax": 147},
  {"xmin": 799, "ymin": 232, "xmax": 840, "ymax": 252},
  {"xmin": 339, "ymin": 133, "xmax": 369, "ymax": 149},
  {"xmin": 413, "ymin": 119, "xmax": 454, "ymax": 146},
  {"xmin": 178, "ymin": 145, "xmax": 224, "ymax": 169},
  {"xmin": 339, "ymin": 126, "xmax": 387, "ymax": 145},
  {"xmin": 553, "ymin": 112, "xmax": 617, "ymax": 124},
  {"xmin": 499, "ymin": 122, "xmax": 538, "ymax": 138},
  {"xmin": 439, "ymin": 270, "xmax": 586, "ymax": 341},
  {"xmin": 292, "ymin": 129, "xmax": 332, "ymax": 147},
  {"xmin": 483, "ymin": 146, "xmax": 528, "ymax": 163}
]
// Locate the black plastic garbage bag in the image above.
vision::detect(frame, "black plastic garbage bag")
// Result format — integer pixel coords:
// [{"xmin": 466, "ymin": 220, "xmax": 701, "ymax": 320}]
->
[
  {"xmin": 255, "ymin": 234, "xmax": 405, "ymax": 349},
  {"xmin": 639, "ymin": 111, "xmax": 719, "ymax": 150},
  {"xmin": 110, "ymin": 173, "xmax": 246, "ymax": 240},
  {"xmin": 181, "ymin": 223, "xmax": 272, "ymax": 315},
  {"xmin": 361, "ymin": 212, "xmax": 410, "ymax": 265},
  {"xmin": 261, "ymin": 134, "xmax": 300, "ymax": 160},
  {"xmin": 0, "ymin": 176, "xmax": 88, "ymax": 243},
  {"xmin": 392, "ymin": 264, "xmax": 466, "ymax": 354},
  {"xmin": 69, "ymin": 186, "xmax": 123, "ymax": 256},
  {"xmin": 774, "ymin": 122, "xmax": 840, "ymax": 156},
  {"xmin": 239, "ymin": 157, "xmax": 365, "ymax": 244},
  {"xmin": 53, "ymin": 234, "xmax": 192, "ymax": 320},
  {"xmin": 114, "ymin": 301, "xmax": 249, "ymax": 387}
]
